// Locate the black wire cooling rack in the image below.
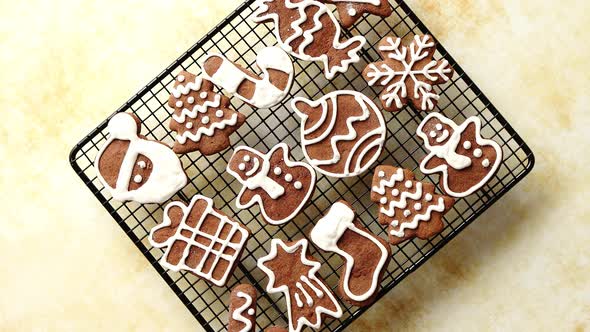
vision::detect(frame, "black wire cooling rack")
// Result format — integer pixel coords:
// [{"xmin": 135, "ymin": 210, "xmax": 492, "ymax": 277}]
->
[{"xmin": 69, "ymin": 0, "xmax": 535, "ymax": 331}]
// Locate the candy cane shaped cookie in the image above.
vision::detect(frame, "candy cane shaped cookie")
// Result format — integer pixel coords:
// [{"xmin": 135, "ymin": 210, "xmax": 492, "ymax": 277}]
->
[{"xmin": 201, "ymin": 47, "xmax": 294, "ymax": 108}]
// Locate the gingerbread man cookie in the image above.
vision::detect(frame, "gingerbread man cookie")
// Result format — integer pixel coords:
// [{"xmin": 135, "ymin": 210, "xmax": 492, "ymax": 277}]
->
[
  {"xmin": 310, "ymin": 201, "xmax": 390, "ymax": 306},
  {"xmin": 148, "ymin": 195, "xmax": 250, "ymax": 287},
  {"xmin": 291, "ymin": 91, "xmax": 386, "ymax": 178},
  {"xmin": 94, "ymin": 112, "xmax": 187, "ymax": 204},
  {"xmin": 318, "ymin": 0, "xmax": 393, "ymax": 28},
  {"xmin": 226, "ymin": 143, "xmax": 316, "ymax": 225},
  {"xmin": 168, "ymin": 71, "xmax": 245, "ymax": 154},
  {"xmin": 363, "ymin": 35, "xmax": 454, "ymax": 112},
  {"xmin": 257, "ymin": 238, "xmax": 343, "ymax": 332},
  {"xmin": 201, "ymin": 46, "xmax": 294, "ymax": 109},
  {"xmin": 417, "ymin": 113, "xmax": 503, "ymax": 197},
  {"xmin": 252, "ymin": 0, "xmax": 366, "ymax": 79},
  {"xmin": 370, "ymin": 166, "xmax": 455, "ymax": 245},
  {"xmin": 228, "ymin": 284, "xmax": 257, "ymax": 332}
]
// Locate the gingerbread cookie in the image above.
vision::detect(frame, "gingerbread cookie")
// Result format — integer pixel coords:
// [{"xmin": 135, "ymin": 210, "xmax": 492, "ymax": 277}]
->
[
  {"xmin": 168, "ymin": 71, "xmax": 245, "ymax": 155},
  {"xmin": 226, "ymin": 143, "xmax": 315, "ymax": 225},
  {"xmin": 363, "ymin": 35, "xmax": 454, "ymax": 112},
  {"xmin": 201, "ymin": 47, "xmax": 294, "ymax": 109},
  {"xmin": 370, "ymin": 166, "xmax": 455, "ymax": 245},
  {"xmin": 94, "ymin": 112, "xmax": 187, "ymax": 204},
  {"xmin": 318, "ymin": 0, "xmax": 393, "ymax": 28},
  {"xmin": 291, "ymin": 91, "xmax": 386, "ymax": 178},
  {"xmin": 148, "ymin": 195, "xmax": 250, "ymax": 287},
  {"xmin": 310, "ymin": 201, "xmax": 390, "ymax": 306},
  {"xmin": 252, "ymin": 0, "xmax": 366, "ymax": 79},
  {"xmin": 257, "ymin": 238, "xmax": 343, "ymax": 332},
  {"xmin": 228, "ymin": 284, "xmax": 257, "ymax": 332},
  {"xmin": 417, "ymin": 113, "xmax": 503, "ymax": 197}
]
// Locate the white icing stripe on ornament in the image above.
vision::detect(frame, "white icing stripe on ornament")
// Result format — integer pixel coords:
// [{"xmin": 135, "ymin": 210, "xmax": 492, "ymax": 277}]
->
[
  {"xmin": 310, "ymin": 202, "xmax": 389, "ymax": 302},
  {"xmin": 176, "ymin": 113, "xmax": 239, "ymax": 144},
  {"xmin": 94, "ymin": 113, "xmax": 187, "ymax": 204},
  {"xmin": 200, "ymin": 47, "xmax": 293, "ymax": 108},
  {"xmin": 257, "ymin": 239, "xmax": 343, "ymax": 332},
  {"xmin": 389, "ymin": 197, "xmax": 446, "ymax": 237},
  {"xmin": 148, "ymin": 195, "xmax": 248, "ymax": 286},
  {"xmin": 252, "ymin": 0, "xmax": 366, "ymax": 80},
  {"xmin": 417, "ymin": 113, "xmax": 503, "ymax": 197},
  {"xmin": 171, "ymin": 75, "xmax": 203, "ymax": 98},
  {"xmin": 232, "ymin": 291, "xmax": 254, "ymax": 332},
  {"xmin": 172, "ymin": 94, "xmax": 221, "ymax": 124}
]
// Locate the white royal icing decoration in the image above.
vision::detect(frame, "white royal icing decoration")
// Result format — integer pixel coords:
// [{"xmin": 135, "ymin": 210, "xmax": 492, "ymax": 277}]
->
[
  {"xmin": 148, "ymin": 195, "xmax": 248, "ymax": 287},
  {"xmin": 177, "ymin": 75, "xmax": 185, "ymax": 82},
  {"xmin": 133, "ymin": 175, "xmax": 142, "ymax": 183},
  {"xmin": 310, "ymin": 202, "xmax": 389, "ymax": 302},
  {"xmin": 292, "ymin": 91, "xmax": 386, "ymax": 178},
  {"xmin": 482, "ymin": 159, "xmax": 490, "ymax": 168},
  {"xmin": 347, "ymin": 8, "xmax": 356, "ymax": 16},
  {"xmin": 257, "ymin": 239, "xmax": 342, "ymax": 332},
  {"xmin": 473, "ymin": 148, "xmax": 482, "ymax": 158},
  {"xmin": 294, "ymin": 181, "xmax": 302, "ymax": 190},
  {"xmin": 137, "ymin": 161, "xmax": 146, "ymax": 169},
  {"xmin": 176, "ymin": 100, "xmax": 183, "ymax": 108},
  {"xmin": 200, "ymin": 46, "xmax": 294, "ymax": 108},
  {"xmin": 94, "ymin": 113, "xmax": 187, "ymax": 204},
  {"xmin": 232, "ymin": 291, "xmax": 254, "ymax": 332},
  {"xmin": 463, "ymin": 141, "xmax": 471, "ymax": 149},
  {"xmin": 417, "ymin": 113, "xmax": 503, "ymax": 197},
  {"xmin": 200, "ymin": 92, "xmax": 208, "ymax": 99},
  {"xmin": 187, "ymin": 96, "xmax": 195, "ymax": 104},
  {"xmin": 285, "ymin": 174, "xmax": 293, "ymax": 182},
  {"xmin": 252, "ymin": 0, "xmax": 366, "ymax": 80}
]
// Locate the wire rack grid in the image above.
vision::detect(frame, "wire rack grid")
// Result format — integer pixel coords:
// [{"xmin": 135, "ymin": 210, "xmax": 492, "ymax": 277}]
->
[{"xmin": 69, "ymin": 0, "xmax": 535, "ymax": 331}]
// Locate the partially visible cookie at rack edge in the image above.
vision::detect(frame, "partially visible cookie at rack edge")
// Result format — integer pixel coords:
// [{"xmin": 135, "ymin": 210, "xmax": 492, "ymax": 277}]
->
[
  {"xmin": 317, "ymin": 0, "xmax": 392, "ymax": 28},
  {"xmin": 168, "ymin": 71, "xmax": 245, "ymax": 155},
  {"xmin": 291, "ymin": 90, "xmax": 386, "ymax": 178},
  {"xmin": 417, "ymin": 113, "xmax": 503, "ymax": 197},
  {"xmin": 148, "ymin": 195, "xmax": 250, "ymax": 287},
  {"xmin": 310, "ymin": 200, "xmax": 391, "ymax": 306},
  {"xmin": 370, "ymin": 165, "xmax": 455, "ymax": 245},
  {"xmin": 201, "ymin": 46, "xmax": 294, "ymax": 108},
  {"xmin": 226, "ymin": 143, "xmax": 316, "ymax": 225},
  {"xmin": 264, "ymin": 327, "xmax": 288, "ymax": 332},
  {"xmin": 228, "ymin": 284, "xmax": 257, "ymax": 332},
  {"xmin": 362, "ymin": 34, "xmax": 454, "ymax": 112},
  {"xmin": 94, "ymin": 112, "xmax": 187, "ymax": 204},
  {"xmin": 251, "ymin": 0, "xmax": 366, "ymax": 80}
]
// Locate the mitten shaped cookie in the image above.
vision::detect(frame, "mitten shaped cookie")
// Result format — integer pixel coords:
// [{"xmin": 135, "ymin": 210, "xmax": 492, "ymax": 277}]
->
[
  {"xmin": 310, "ymin": 201, "xmax": 390, "ymax": 306},
  {"xmin": 317, "ymin": 0, "xmax": 392, "ymax": 28},
  {"xmin": 168, "ymin": 71, "xmax": 245, "ymax": 155},
  {"xmin": 228, "ymin": 284, "xmax": 257, "ymax": 332},
  {"xmin": 252, "ymin": 0, "xmax": 366, "ymax": 79},
  {"xmin": 257, "ymin": 238, "xmax": 343, "ymax": 332},
  {"xmin": 148, "ymin": 195, "xmax": 250, "ymax": 287},
  {"xmin": 363, "ymin": 35, "xmax": 454, "ymax": 112},
  {"xmin": 417, "ymin": 113, "xmax": 503, "ymax": 197},
  {"xmin": 95, "ymin": 112, "xmax": 187, "ymax": 204},
  {"xmin": 370, "ymin": 166, "xmax": 455, "ymax": 245},
  {"xmin": 226, "ymin": 143, "xmax": 316, "ymax": 225},
  {"xmin": 201, "ymin": 46, "xmax": 294, "ymax": 108}
]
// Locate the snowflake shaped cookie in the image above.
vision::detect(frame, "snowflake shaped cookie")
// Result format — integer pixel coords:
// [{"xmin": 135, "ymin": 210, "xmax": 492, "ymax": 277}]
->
[{"xmin": 362, "ymin": 35, "xmax": 454, "ymax": 112}]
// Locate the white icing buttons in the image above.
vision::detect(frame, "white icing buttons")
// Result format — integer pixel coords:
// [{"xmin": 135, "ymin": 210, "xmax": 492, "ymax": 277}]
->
[
  {"xmin": 414, "ymin": 203, "xmax": 422, "ymax": 211},
  {"xmin": 201, "ymin": 116, "xmax": 210, "ymax": 124},
  {"xmin": 378, "ymin": 170, "xmax": 385, "ymax": 178},
  {"xmin": 273, "ymin": 167, "xmax": 282, "ymax": 175},
  {"xmin": 185, "ymin": 122, "xmax": 193, "ymax": 129},
  {"xmin": 435, "ymin": 123, "xmax": 443, "ymax": 130},
  {"xmin": 405, "ymin": 180, "xmax": 412, "ymax": 188},
  {"xmin": 482, "ymin": 159, "xmax": 490, "ymax": 168},
  {"xmin": 429, "ymin": 131, "xmax": 437, "ymax": 138},
  {"xmin": 392, "ymin": 189, "xmax": 399, "ymax": 196},
  {"xmin": 175, "ymin": 100, "xmax": 183, "ymax": 108},
  {"xmin": 294, "ymin": 181, "xmax": 302, "ymax": 190},
  {"xmin": 348, "ymin": 8, "xmax": 356, "ymax": 16},
  {"xmin": 187, "ymin": 96, "xmax": 195, "ymax": 104},
  {"xmin": 473, "ymin": 148, "xmax": 483, "ymax": 158},
  {"xmin": 215, "ymin": 110, "xmax": 224, "ymax": 118},
  {"xmin": 403, "ymin": 210, "xmax": 411, "ymax": 217},
  {"xmin": 425, "ymin": 193, "xmax": 433, "ymax": 201},
  {"xmin": 243, "ymin": 155, "xmax": 251, "ymax": 162},
  {"xmin": 133, "ymin": 175, "xmax": 142, "ymax": 183},
  {"xmin": 137, "ymin": 161, "xmax": 146, "ymax": 169},
  {"xmin": 238, "ymin": 163, "xmax": 246, "ymax": 171},
  {"xmin": 391, "ymin": 220, "xmax": 399, "ymax": 227},
  {"xmin": 200, "ymin": 92, "xmax": 208, "ymax": 99},
  {"xmin": 463, "ymin": 141, "xmax": 471, "ymax": 149},
  {"xmin": 177, "ymin": 75, "xmax": 185, "ymax": 82},
  {"xmin": 285, "ymin": 174, "xmax": 293, "ymax": 182},
  {"xmin": 247, "ymin": 308, "xmax": 254, "ymax": 316},
  {"xmin": 380, "ymin": 197, "xmax": 387, "ymax": 204}
]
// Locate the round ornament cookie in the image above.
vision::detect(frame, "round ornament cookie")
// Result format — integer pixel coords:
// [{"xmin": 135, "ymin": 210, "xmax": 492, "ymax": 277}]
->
[{"xmin": 291, "ymin": 91, "xmax": 386, "ymax": 178}]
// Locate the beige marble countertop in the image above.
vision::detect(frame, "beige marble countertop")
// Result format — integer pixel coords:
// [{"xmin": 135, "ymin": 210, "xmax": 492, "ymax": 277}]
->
[{"xmin": 1, "ymin": 0, "xmax": 589, "ymax": 331}]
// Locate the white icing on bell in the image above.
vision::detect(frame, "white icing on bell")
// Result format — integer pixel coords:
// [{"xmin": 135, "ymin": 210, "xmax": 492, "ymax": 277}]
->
[
  {"xmin": 404, "ymin": 180, "xmax": 412, "ymax": 188},
  {"xmin": 215, "ymin": 110, "xmax": 224, "ymax": 118},
  {"xmin": 133, "ymin": 175, "xmax": 142, "ymax": 183},
  {"xmin": 380, "ymin": 197, "xmax": 387, "ymax": 204},
  {"xmin": 273, "ymin": 167, "xmax": 282, "ymax": 175},
  {"xmin": 285, "ymin": 174, "xmax": 293, "ymax": 182},
  {"xmin": 473, "ymin": 148, "xmax": 483, "ymax": 158},
  {"xmin": 177, "ymin": 75, "xmax": 185, "ymax": 82},
  {"xmin": 482, "ymin": 159, "xmax": 490, "ymax": 168},
  {"xmin": 294, "ymin": 181, "xmax": 302, "ymax": 190},
  {"xmin": 200, "ymin": 92, "xmax": 208, "ymax": 99},
  {"xmin": 187, "ymin": 96, "xmax": 195, "ymax": 104},
  {"xmin": 185, "ymin": 122, "xmax": 193, "ymax": 129},
  {"xmin": 238, "ymin": 163, "xmax": 246, "ymax": 171},
  {"xmin": 175, "ymin": 100, "xmax": 183, "ymax": 108},
  {"xmin": 201, "ymin": 116, "xmax": 210, "ymax": 124},
  {"xmin": 463, "ymin": 141, "xmax": 471, "ymax": 149}
]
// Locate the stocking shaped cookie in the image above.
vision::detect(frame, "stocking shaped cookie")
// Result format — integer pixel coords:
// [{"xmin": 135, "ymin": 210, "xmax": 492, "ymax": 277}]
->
[
  {"xmin": 417, "ymin": 113, "xmax": 503, "ymax": 197},
  {"xmin": 252, "ymin": 0, "xmax": 366, "ymax": 79},
  {"xmin": 94, "ymin": 112, "xmax": 187, "ymax": 204},
  {"xmin": 291, "ymin": 91, "xmax": 386, "ymax": 178},
  {"xmin": 226, "ymin": 143, "xmax": 316, "ymax": 225},
  {"xmin": 370, "ymin": 166, "xmax": 455, "ymax": 245},
  {"xmin": 228, "ymin": 284, "xmax": 257, "ymax": 332},
  {"xmin": 168, "ymin": 71, "xmax": 245, "ymax": 154},
  {"xmin": 310, "ymin": 201, "xmax": 390, "ymax": 306},
  {"xmin": 201, "ymin": 47, "xmax": 294, "ymax": 108},
  {"xmin": 317, "ymin": 0, "xmax": 392, "ymax": 28},
  {"xmin": 148, "ymin": 195, "xmax": 250, "ymax": 287},
  {"xmin": 363, "ymin": 35, "xmax": 454, "ymax": 112},
  {"xmin": 257, "ymin": 239, "xmax": 343, "ymax": 332}
]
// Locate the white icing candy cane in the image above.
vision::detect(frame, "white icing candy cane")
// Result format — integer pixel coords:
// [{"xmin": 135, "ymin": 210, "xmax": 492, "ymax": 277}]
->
[
  {"xmin": 257, "ymin": 239, "xmax": 343, "ymax": 332},
  {"xmin": 94, "ymin": 113, "xmax": 187, "ymax": 204},
  {"xmin": 200, "ymin": 47, "xmax": 293, "ymax": 108},
  {"xmin": 232, "ymin": 291, "xmax": 254, "ymax": 332},
  {"xmin": 252, "ymin": 0, "xmax": 366, "ymax": 79},
  {"xmin": 292, "ymin": 91, "xmax": 386, "ymax": 178},
  {"xmin": 148, "ymin": 195, "xmax": 249, "ymax": 287},
  {"xmin": 416, "ymin": 113, "xmax": 503, "ymax": 197},
  {"xmin": 310, "ymin": 202, "xmax": 389, "ymax": 302}
]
